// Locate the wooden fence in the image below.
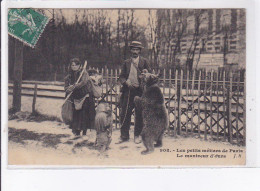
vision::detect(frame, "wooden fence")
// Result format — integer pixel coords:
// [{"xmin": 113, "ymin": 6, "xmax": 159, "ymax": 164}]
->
[
  {"xmin": 9, "ymin": 67, "xmax": 246, "ymax": 146},
  {"xmin": 94, "ymin": 67, "xmax": 246, "ymax": 146}
]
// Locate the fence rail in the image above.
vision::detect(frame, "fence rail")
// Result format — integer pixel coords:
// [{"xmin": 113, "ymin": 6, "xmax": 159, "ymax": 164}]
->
[{"xmin": 9, "ymin": 67, "xmax": 246, "ymax": 145}]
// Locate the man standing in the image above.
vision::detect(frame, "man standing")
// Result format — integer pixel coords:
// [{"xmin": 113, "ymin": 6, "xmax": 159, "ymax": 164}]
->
[{"xmin": 116, "ymin": 41, "xmax": 151, "ymax": 144}]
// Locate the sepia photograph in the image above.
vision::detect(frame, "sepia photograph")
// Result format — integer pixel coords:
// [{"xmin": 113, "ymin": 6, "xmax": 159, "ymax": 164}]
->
[{"xmin": 7, "ymin": 8, "xmax": 246, "ymax": 166}]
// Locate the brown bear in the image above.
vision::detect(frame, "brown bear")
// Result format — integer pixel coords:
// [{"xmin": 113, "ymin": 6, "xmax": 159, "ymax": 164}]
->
[{"xmin": 134, "ymin": 72, "xmax": 169, "ymax": 155}]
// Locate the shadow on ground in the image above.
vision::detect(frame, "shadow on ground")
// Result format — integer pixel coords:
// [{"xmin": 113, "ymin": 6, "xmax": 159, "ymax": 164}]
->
[{"xmin": 8, "ymin": 127, "xmax": 69, "ymax": 149}]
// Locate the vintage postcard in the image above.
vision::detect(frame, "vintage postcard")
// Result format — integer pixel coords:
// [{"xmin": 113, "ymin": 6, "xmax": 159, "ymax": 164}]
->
[{"xmin": 4, "ymin": 5, "xmax": 249, "ymax": 167}]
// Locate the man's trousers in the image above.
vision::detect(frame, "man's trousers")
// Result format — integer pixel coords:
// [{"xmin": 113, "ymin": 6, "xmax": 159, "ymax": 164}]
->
[{"xmin": 119, "ymin": 87, "xmax": 143, "ymax": 140}]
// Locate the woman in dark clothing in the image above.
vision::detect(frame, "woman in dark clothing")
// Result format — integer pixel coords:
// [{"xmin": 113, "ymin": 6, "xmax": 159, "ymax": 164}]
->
[{"xmin": 64, "ymin": 58, "xmax": 96, "ymax": 136}]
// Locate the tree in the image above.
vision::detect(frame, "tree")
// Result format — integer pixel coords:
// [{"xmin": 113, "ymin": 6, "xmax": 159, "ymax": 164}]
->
[
  {"xmin": 9, "ymin": 9, "xmax": 151, "ymax": 82},
  {"xmin": 12, "ymin": 40, "xmax": 24, "ymax": 112},
  {"xmin": 185, "ymin": 9, "xmax": 206, "ymax": 70},
  {"xmin": 166, "ymin": 10, "xmax": 189, "ymax": 68},
  {"xmin": 148, "ymin": 9, "xmax": 162, "ymax": 68}
]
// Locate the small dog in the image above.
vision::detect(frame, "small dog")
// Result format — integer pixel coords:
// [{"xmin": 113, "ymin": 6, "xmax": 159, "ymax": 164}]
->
[{"xmin": 95, "ymin": 103, "xmax": 113, "ymax": 152}]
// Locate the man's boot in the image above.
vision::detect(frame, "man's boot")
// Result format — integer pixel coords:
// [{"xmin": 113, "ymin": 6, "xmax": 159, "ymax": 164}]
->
[{"xmin": 134, "ymin": 136, "xmax": 142, "ymax": 144}]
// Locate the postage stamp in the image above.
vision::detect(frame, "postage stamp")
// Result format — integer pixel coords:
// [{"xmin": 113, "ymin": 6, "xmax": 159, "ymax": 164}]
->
[{"xmin": 8, "ymin": 8, "xmax": 49, "ymax": 48}]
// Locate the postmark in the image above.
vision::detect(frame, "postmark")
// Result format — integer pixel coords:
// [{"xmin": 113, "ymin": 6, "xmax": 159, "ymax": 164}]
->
[{"xmin": 8, "ymin": 8, "xmax": 49, "ymax": 48}]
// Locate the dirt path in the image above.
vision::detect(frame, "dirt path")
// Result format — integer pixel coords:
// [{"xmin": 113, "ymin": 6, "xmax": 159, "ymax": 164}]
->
[{"xmin": 8, "ymin": 120, "xmax": 245, "ymax": 166}]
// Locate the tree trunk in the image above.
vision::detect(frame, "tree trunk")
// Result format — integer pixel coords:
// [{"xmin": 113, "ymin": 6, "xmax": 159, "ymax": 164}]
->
[
  {"xmin": 223, "ymin": 32, "xmax": 228, "ymax": 66},
  {"xmin": 117, "ymin": 10, "xmax": 121, "ymax": 60},
  {"xmin": 13, "ymin": 40, "xmax": 24, "ymax": 112}
]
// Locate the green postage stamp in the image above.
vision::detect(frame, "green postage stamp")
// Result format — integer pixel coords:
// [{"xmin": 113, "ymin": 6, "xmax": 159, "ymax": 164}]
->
[{"xmin": 8, "ymin": 8, "xmax": 49, "ymax": 48}]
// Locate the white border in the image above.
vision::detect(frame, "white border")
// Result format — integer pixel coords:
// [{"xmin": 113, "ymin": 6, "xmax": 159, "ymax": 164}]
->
[
  {"xmin": 1, "ymin": 0, "xmax": 257, "ymax": 168},
  {"xmin": 2, "ymin": 0, "xmax": 260, "ymax": 189}
]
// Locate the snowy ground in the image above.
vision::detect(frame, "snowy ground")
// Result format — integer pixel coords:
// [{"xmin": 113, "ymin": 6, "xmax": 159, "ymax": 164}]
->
[
  {"xmin": 8, "ymin": 119, "xmax": 245, "ymax": 166},
  {"xmin": 8, "ymin": 92, "xmax": 245, "ymax": 166}
]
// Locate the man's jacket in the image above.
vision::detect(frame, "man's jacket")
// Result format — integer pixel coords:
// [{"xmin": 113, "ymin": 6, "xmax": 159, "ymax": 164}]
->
[{"xmin": 118, "ymin": 56, "xmax": 151, "ymax": 89}]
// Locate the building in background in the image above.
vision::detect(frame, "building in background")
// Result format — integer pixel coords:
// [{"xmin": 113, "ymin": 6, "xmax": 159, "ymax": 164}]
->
[{"xmin": 156, "ymin": 9, "xmax": 246, "ymax": 70}]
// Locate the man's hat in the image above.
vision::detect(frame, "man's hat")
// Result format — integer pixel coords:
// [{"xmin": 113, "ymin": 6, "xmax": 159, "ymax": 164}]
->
[{"xmin": 129, "ymin": 41, "xmax": 144, "ymax": 49}]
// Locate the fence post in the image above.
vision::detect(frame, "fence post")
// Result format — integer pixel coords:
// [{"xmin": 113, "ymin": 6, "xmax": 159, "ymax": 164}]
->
[
  {"xmin": 209, "ymin": 70, "xmax": 213, "ymax": 139},
  {"xmin": 174, "ymin": 69, "xmax": 178, "ymax": 137},
  {"xmin": 216, "ymin": 70, "xmax": 220, "ymax": 141},
  {"xmin": 163, "ymin": 68, "xmax": 166, "ymax": 96},
  {"xmin": 115, "ymin": 69, "xmax": 118, "ymax": 129},
  {"xmin": 177, "ymin": 70, "xmax": 183, "ymax": 135},
  {"xmin": 204, "ymin": 70, "xmax": 208, "ymax": 140},
  {"xmin": 110, "ymin": 69, "xmax": 113, "ymax": 117},
  {"xmin": 32, "ymin": 83, "xmax": 38, "ymax": 114},
  {"xmin": 243, "ymin": 71, "xmax": 246, "ymax": 146},
  {"xmin": 168, "ymin": 69, "xmax": 172, "ymax": 133},
  {"xmin": 235, "ymin": 71, "xmax": 241, "ymax": 144},
  {"xmin": 227, "ymin": 72, "xmax": 233, "ymax": 144},
  {"xmin": 223, "ymin": 71, "xmax": 227, "ymax": 141},
  {"xmin": 191, "ymin": 70, "xmax": 195, "ymax": 134},
  {"xmin": 101, "ymin": 68, "xmax": 104, "ymax": 95},
  {"xmin": 105, "ymin": 66, "xmax": 109, "ymax": 102},
  {"xmin": 198, "ymin": 70, "xmax": 202, "ymax": 138},
  {"xmin": 186, "ymin": 70, "xmax": 189, "ymax": 135}
]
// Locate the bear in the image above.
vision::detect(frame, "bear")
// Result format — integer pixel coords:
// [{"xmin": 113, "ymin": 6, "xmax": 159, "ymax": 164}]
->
[
  {"xmin": 94, "ymin": 102, "xmax": 113, "ymax": 152},
  {"xmin": 134, "ymin": 72, "xmax": 169, "ymax": 155}
]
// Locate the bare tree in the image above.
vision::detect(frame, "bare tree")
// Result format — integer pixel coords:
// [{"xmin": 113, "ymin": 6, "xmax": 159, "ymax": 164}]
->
[
  {"xmin": 148, "ymin": 10, "xmax": 162, "ymax": 68},
  {"xmin": 185, "ymin": 9, "xmax": 205, "ymax": 71},
  {"xmin": 121, "ymin": 10, "xmax": 130, "ymax": 59},
  {"xmin": 129, "ymin": 9, "xmax": 134, "ymax": 41},
  {"xmin": 168, "ymin": 10, "xmax": 189, "ymax": 67},
  {"xmin": 117, "ymin": 9, "xmax": 121, "ymax": 59}
]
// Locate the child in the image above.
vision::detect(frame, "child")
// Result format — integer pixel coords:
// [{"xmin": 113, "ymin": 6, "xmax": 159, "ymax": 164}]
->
[{"xmin": 95, "ymin": 103, "xmax": 113, "ymax": 152}]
